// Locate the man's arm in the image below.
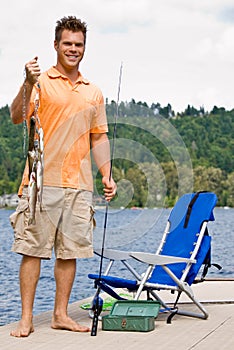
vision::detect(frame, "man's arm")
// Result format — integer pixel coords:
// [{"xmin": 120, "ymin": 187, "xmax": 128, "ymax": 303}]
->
[
  {"xmin": 10, "ymin": 57, "xmax": 40, "ymax": 124},
  {"xmin": 91, "ymin": 132, "xmax": 117, "ymax": 202}
]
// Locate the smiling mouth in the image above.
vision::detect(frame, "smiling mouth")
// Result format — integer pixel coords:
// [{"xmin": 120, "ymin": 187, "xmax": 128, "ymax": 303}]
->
[{"xmin": 66, "ymin": 55, "xmax": 78, "ymax": 60}]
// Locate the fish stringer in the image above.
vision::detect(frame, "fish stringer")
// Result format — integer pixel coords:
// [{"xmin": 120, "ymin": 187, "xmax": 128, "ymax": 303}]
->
[{"xmin": 23, "ymin": 79, "xmax": 44, "ymax": 224}]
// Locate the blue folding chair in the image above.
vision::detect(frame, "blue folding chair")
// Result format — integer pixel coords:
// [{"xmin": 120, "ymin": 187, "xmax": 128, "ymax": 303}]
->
[{"xmin": 89, "ymin": 192, "xmax": 220, "ymax": 322}]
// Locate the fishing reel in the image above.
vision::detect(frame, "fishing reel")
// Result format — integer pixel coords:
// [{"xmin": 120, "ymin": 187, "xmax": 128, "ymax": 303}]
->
[{"xmin": 89, "ymin": 295, "xmax": 103, "ymax": 321}]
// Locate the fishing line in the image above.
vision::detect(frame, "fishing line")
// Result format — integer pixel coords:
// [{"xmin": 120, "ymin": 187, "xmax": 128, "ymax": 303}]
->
[{"xmin": 91, "ymin": 62, "xmax": 123, "ymax": 336}]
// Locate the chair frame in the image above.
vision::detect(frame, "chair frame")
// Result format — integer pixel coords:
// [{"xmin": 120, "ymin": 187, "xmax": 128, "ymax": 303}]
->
[
  {"xmin": 130, "ymin": 220, "xmax": 209, "ymax": 320},
  {"xmin": 89, "ymin": 192, "xmax": 217, "ymax": 322}
]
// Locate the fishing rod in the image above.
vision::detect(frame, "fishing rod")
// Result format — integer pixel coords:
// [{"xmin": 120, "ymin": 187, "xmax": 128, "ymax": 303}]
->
[{"xmin": 91, "ymin": 62, "xmax": 123, "ymax": 336}]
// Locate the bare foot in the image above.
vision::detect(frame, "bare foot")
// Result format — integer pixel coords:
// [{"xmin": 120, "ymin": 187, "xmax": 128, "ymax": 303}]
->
[
  {"xmin": 51, "ymin": 315, "xmax": 90, "ymax": 332},
  {"xmin": 10, "ymin": 319, "xmax": 34, "ymax": 337}
]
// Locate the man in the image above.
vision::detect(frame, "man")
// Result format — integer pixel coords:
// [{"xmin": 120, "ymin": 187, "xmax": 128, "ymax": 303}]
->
[{"xmin": 9, "ymin": 16, "xmax": 116, "ymax": 337}]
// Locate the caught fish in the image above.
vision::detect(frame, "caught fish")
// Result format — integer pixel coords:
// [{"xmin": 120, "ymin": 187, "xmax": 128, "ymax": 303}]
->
[
  {"xmin": 28, "ymin": 168, "xmax": 37, "ymax": 225},
  {"xmin": 26, "ymin": 83, "xmax": 44, "ymax": 224},
  {"xmin": 38, "ymin": 127, "xmax": 44, "ymax": 156},
  {"xmin": 36, "ymin": 159, "xmax": 43, "ymax": 211},
  {"xmin": 37, "ymin": 127, "xmax": 44, "ymax": 210},
  {"xmin": 28, "ymin": 117, "xmax": 36, "ymax": 179},
  {"xmin": 27, "ymin": 127, "xmax": 44, "ymax": 223}
]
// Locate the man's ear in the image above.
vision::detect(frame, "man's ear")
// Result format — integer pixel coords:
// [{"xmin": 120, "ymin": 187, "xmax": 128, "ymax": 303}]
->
[{"xmin": 54, "ymin": 40, "xmax": 58, "ymax": 51}]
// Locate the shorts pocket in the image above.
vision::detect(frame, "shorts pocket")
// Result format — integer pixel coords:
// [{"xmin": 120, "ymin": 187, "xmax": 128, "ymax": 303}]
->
[
  {"xmin": 9, "ymin": 199, "xmax": 29, "ymax": 237},
  {"xmin": 67, "ymin": 204, "xmax": 95, "ymax": 247}
]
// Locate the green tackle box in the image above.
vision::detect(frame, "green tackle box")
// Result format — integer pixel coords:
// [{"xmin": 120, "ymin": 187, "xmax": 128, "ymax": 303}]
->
[{"xmin": 102, "ymin": 300, "xmax": 160, "ymax": 332}]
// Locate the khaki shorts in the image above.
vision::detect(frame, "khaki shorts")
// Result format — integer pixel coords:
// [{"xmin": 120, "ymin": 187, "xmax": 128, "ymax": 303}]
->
[{"xmin": 10, "ymin": 187, "xmax": 95, "ymax": 259}]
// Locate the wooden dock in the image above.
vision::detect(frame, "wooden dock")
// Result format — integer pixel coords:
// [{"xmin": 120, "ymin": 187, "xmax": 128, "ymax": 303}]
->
[{"xmin": 1, "ymin": 279, "xmax": 233, "ymax": 350}]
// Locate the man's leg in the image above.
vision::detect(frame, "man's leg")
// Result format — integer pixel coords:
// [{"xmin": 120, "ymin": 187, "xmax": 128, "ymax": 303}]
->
[
  {"xmin": 51, "ymin": 258, "xmax": 90, "ymax": 332},
  {"xmin": 10, "ymin": 255, "xmax": 41, "ymax": 337}
]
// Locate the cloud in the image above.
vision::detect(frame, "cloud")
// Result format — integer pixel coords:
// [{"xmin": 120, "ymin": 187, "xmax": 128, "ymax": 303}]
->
[
  {"xmin": 93, "ymin": 0, "xmax": 153, "ymax": 34},
  {"xmin": 1, "ymin": 0, "xmax": 234, "ymax": 112},
  {"xmin": 219, "ymin": 6, "xmax": 234, "ymax": 23}
]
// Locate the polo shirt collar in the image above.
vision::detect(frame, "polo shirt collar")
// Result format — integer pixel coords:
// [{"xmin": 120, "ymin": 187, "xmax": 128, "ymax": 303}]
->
[{"xmin": 47, "ymin": 66, "xmax": 90, "ymax": 84}]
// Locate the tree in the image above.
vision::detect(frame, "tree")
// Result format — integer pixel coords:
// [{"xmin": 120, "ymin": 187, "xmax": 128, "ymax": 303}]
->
[
  {"xmin": 225, "ymin": 172, "xmax": 234, "ymax": 207},
  {"xmin": 193, "ymin": 166, "xmax": 225, "ymax": 205}
]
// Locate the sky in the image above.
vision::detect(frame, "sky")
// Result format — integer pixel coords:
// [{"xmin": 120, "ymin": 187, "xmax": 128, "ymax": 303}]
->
[{"xmin": 1, "ymin": 0, "xmax": 234, "ymax": 113}]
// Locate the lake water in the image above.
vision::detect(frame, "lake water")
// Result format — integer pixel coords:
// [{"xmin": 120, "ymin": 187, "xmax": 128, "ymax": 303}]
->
[{"xmin": 0, "ymin": 207, "xmax": 233, "ymax": 326}]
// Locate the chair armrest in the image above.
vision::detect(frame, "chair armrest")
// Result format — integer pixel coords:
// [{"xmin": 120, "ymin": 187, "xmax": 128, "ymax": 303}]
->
[
  {"xmin": 130, "ymin": 252, "xmax": 196, "ymax": 265},
  {"xmin": 94, "ymin": 248, "xmax": 131, "ymax": 261}
]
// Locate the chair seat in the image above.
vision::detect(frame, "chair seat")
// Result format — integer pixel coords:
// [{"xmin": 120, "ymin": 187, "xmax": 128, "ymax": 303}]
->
[{"xmin": 88, "ymin": 274, "xmax": 138, "ymax": 290}]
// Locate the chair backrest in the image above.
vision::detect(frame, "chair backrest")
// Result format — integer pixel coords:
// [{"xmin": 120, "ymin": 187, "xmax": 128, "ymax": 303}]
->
[{"xmin": 148, "ymin": 192, "xmax": 217, "ymax": 286}]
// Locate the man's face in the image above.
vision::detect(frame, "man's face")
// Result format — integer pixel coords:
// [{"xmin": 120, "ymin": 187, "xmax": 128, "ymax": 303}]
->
[{"xmin": 54, "ymin": 29, "xmax": 85, "ymax": 70}]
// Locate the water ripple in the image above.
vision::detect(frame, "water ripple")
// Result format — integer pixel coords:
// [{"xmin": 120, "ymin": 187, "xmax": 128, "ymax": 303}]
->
[{"xmin": 0, "ymin": 207, "xmax": 233, "ymax": 326}]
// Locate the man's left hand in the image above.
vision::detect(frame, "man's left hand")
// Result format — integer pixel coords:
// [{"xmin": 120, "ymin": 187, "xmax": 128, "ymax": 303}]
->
[{"xmin": 102, "ymin": 176, "xmax": 117, "ymax": 202}]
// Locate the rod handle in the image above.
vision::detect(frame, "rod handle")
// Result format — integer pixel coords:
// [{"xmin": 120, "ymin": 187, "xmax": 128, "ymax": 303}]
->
[{"xmin": 90, "ymin": 311, "xmax": 99, "ymax": 336}]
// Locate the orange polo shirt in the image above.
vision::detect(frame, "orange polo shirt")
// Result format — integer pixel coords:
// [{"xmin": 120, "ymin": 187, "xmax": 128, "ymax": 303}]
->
[{"xmin": 19, "ymin": 66, "xmax": 108, "ymax": 195}]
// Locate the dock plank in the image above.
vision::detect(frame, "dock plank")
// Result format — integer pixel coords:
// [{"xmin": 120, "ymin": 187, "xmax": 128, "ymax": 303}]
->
[{"xmin": 1, "ymin": 280, "xmax": 233, "ymax": 350}]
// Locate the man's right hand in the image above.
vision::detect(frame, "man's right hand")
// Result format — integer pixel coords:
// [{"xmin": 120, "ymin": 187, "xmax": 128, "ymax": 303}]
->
[
  {"xmin": 10, "ymin": 56, "xmax": 40, "ymax": 124},
  {"xmin": 25, "ymin": 56, "xmax": 41, "ymax": 85}
]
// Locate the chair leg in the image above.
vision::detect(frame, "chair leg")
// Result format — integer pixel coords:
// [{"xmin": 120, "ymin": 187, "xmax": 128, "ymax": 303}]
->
[
  {"xmin": 167, "ymin": 308, "xmax": 178, "ymax": 324},
  {"xmin": 173, "ymin": 291, "xmax": 182, "ymax": 308},
  {"xmin": 149, "ymin": 289, "xmax": 208, "ymax": 321}
]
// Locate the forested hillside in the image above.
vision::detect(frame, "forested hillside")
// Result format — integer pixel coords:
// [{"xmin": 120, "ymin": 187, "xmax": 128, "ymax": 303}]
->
[
  {"xmin": 0, "ymin": 105, "xmax": 25, "ymax": 195},
  {"xmin": 0, "ymin": 101, "xmax": 233, "ymax": 207}
]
